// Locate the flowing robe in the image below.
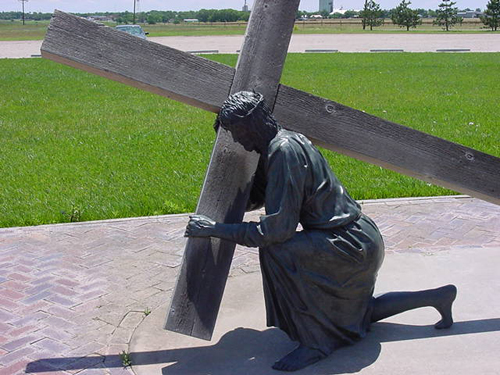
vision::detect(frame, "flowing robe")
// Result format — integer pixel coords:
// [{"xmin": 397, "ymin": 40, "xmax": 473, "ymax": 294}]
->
[{"xmin": 230, "ymin": 129, "xmax": 385, "ymax": 354}]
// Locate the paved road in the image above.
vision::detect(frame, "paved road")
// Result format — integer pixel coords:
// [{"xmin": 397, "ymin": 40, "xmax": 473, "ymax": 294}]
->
[
  {"xmin": 1, "ymin": 196, "xmax": 499, "ymax": 374},
  {"xmin": 2, "ymin": 33, "xmax": 500, "ymax": 58}
]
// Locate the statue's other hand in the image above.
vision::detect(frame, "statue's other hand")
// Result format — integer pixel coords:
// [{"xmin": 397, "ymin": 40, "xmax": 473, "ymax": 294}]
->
[{"xmin": 185, "ymin": 214, "xmax": 216, "ymax": 237}]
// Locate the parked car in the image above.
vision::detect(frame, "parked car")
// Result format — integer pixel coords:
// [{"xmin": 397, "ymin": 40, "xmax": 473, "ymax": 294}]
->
[{"xmin": 115, "ymin": 25, "xmax": 149, "ymax": 39}]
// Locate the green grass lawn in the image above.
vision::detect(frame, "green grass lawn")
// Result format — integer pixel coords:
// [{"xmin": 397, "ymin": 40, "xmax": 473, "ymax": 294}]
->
[
  {"xmin": 0, "ymin": 20, "xmax": 50, "ymax": 41},
  {"xmin": 0, "ymin": 19, "xmax": 495, "ymax": 41},
  {"xmin": 0, "ymin": 53, "xmax": 498, "ymax": 227},
  {"xmin": 141, "ymin": 20, "xmax": 493, "ymax": 37}
]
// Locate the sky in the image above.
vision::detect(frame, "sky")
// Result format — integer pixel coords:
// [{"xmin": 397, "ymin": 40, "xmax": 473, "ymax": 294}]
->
[{"xmin": 0, "ymin": 0, "xmax": 487, "ymax": 14}]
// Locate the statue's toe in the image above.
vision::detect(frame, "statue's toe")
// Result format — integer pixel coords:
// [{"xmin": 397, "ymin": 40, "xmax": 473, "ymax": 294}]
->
[{"xmin": 273, "ymin": 345, "xmax": 327, "ymax": 372}]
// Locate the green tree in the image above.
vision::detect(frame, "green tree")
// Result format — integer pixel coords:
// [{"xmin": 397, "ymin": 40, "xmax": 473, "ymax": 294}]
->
[
  {"xmin": 427, "ymin": 9, "xmax": 438, "ymax": 17},
  {"xmin": 178, "ymin": 10, "xmax": 197, "ymax": 20},
  {"xmin": 434, "ymin": 0, "xmax": 462, "ymax": 31},
  {"xmin": 319, "ymin": 9, "xmax": 331, "ymax": 19},
  {"xmin": 137, "ymin": 12, "xmax": 146, "ymax": 23},
  {"xmin": 481, "ymin": 0, "xmax": 500, "ymax": 31},
  {"xmin": 215, "ymin": 9, "xmax": 241, "ymax": 22},
  {"xmin": 197, "ymin": 9, "xmax": 213, "ymax": 22},
  {"xmin": 343, "ymin": 10, "xmax": 360, "ymax": 18},
  {"xmin": 116, "ymin": 11, "xmax": 134, "ymax": 24},
  {"xmin": 146, "ymin": 11, "xmax": 162, "ymax": 24},
  {"xmin": 296, "ymin": 10, "xmax": 308, "ymax": 19},
  {"xmin": 239, "ymin": 11, "xmax": 250, "ymax": 21},
  {"xmin": 391, "ymin": 0, "xmax": 422, "ymax": 30},
  {"xmin": 360, "ymin": 0, "xmax": 384, "ymax": 30}
]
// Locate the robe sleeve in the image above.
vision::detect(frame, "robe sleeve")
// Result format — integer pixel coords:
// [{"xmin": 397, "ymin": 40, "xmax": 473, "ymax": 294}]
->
[
  {"xmin": 230, "ymin": 138, "xmax": 307, "ymax": 248},
  {"xmin": 246, "ymin": 155, "xmax": 266, "ymax": 212}
]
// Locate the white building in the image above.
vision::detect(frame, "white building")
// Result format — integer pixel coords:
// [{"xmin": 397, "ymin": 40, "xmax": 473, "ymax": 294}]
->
[
  {"xmin": 457, "ymin": 10, "xmax": 483, "ymax": 18},
  {"xmin": 331, "ymin": 7, "xmax": 361, "ymax": 16},
  {"xmin": 332, "ymin": 7, "xmax": 348, "ymax": 15}
]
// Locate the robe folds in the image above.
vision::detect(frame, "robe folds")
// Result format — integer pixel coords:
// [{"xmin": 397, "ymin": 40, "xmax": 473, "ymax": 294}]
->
[{"xmin": 232, "ymin": 129, "xmax": 385, "ymax": 354}]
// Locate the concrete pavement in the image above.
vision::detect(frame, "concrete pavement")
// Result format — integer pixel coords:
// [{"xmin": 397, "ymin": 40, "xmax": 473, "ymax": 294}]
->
[
  {"xmin": 149, "ymin": 33, "xmax": 500, "ymax": 54},
  {"xmin": 0, "ymin": 195, "xmax": 499, "ymax": 374},
  {"xmin": 2, "ymin": 33, "xmax": 500, "ymax": 58},
  {"xmin": 131, "ymin": 246, "xmax": 500, "ymax": 375}
]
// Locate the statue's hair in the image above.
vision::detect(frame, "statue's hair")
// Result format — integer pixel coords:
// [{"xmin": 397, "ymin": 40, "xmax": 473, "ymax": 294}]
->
[
  {"xmin": 215, "ymin": 91, "xmax": 280, "ymax": 136},
  {"xmin": 219, "ymin": 91, "xmax": 265, "ymax": 121}
]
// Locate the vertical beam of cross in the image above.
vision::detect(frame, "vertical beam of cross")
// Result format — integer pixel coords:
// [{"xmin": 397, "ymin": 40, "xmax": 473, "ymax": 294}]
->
[{"xmin": 165, "ymin": 0, "xmax": 301, "ymax": 340}]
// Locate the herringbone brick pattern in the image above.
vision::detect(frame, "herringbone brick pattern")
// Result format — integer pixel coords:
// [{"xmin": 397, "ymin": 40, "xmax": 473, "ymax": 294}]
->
[{"xmin": 0, "ymin": 196, "xmax": 499, "ymax": 374}]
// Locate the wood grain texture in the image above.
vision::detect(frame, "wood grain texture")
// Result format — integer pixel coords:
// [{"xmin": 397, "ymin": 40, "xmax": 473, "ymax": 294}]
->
[
  {"xmin": 41, "ymin": 10, "xmax": 233, "ymax": 112},
  {"xmin": 165, "ymin": 0, "xmax": 301, "ymax": 340},
  {"xmin": 273, "ymin": 86, "xmax": 500, "ymax": 205}
]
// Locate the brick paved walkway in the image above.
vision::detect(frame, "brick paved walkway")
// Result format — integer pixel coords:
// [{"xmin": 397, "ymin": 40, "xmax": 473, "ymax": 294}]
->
[{"xmin": 0, "ymin": 196, "xmax": 499, "ymax": 374}]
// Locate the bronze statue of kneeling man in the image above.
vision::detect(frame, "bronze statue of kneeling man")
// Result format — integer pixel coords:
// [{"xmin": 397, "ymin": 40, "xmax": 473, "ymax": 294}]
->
[{"xmin": 185, "ymin": 91, "xmax": 457, "ymax": 372}]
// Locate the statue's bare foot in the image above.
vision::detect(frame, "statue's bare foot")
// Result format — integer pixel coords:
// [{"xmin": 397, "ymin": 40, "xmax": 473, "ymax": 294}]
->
[
  {"xmin": 272, "ymin": 344, "xmax": 327, "ymax": 372},
  {"xmin": 434, "ymin": 284, "xmax": 457, "ymax": 329}
]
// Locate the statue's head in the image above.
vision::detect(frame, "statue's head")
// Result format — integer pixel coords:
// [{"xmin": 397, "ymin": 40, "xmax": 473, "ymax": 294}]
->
[{"xmin": 215, "ymin": 91, "xmax": 280, "ymax": 153}]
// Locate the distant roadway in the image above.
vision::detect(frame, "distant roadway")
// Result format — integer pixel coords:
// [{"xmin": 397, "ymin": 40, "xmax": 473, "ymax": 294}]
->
[{"xmin": 1, "ymin": 33, "xmax": 500, "ymax": 58}]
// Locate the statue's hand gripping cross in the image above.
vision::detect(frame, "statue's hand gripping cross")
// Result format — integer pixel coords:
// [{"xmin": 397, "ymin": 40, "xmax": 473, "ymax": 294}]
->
[{"xmin": 41, "ymin": 1, "xmax": 499, "ymax": 341}]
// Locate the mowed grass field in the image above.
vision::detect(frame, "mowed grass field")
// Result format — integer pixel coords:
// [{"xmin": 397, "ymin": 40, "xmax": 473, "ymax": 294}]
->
[
  {"xmin": 0, "ymin": 53, "xmax": 498, "ymax": 227},
  {"xmin": 0, "ymin": 18, "xmax": 494, "ymax": 41},
  {"xmin": 143, "ymin": 18, "xmax": 491, "ymax": 37},
  {"xmin": 0, "ymin": 20, "xmax": 49, "ymax": 41}
]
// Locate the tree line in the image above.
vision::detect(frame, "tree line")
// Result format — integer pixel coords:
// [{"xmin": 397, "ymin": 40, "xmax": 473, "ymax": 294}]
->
[
  {"xmin": 299, "ymin": 7, "xmax": 438, "ymax": 20},
  {"xmin": 0, "ymin": 9, "xmax": 250, "ymax": 24},
  {"xmin": 1, "ymin": 1, "xmax": 498, "ymax": 31},
  {"xmin": 0, "ymin": 11, "xmax": 52, "ymax": 21},
  {"xmin": 128, "ymin": 9, "xmax": 251, "ymax": 24},
  {"xmin": 358, "ymin": 0, "xmax": 499, "ymax": 31}
]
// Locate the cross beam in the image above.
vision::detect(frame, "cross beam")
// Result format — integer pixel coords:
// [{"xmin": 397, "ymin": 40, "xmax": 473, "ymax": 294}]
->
[
  {"xmin": 42, "ymin": 10, "xmax": 500, "ymax": 340},
  {"xmin": 42, "ymin": 11, "xmax": 500, "ymax": 206}
]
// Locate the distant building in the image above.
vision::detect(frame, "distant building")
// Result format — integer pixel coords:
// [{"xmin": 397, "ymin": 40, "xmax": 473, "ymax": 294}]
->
[
  {"xmin": 183, "ymin": 19, "xmax": 199, "ymax": 22},
  {"xmin": 242, "ymin": 0, "xmax": 249, "ymax": 12},
  {"xmin": 86, "ymin": 15, "xmax": 114, "ymax": 22},
  {"xmin": 331, "ymin": 7, "xmax": 361, "ymax": 17},
  {"xmin": 319, "ymin": 0, "xmax": 333, "ymax": 13},
  {"xmin": 457, "ymin": 10, "xmax": 483, "ymax": 18},
  {"xmin": 331, "ymin": 7, "xmax": 347, "ymax": 15}
]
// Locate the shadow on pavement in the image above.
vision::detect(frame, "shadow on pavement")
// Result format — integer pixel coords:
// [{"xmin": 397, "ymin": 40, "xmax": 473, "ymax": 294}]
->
[{"xmin": 25, "ymin": 318, "xmax": 500, "ymax": 374}]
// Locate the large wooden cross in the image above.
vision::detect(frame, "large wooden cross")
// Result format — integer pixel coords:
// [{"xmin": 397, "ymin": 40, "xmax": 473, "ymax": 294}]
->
[{"xmin": 42, "ymin": 2, "xmax": 499, "ymax": 341}]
